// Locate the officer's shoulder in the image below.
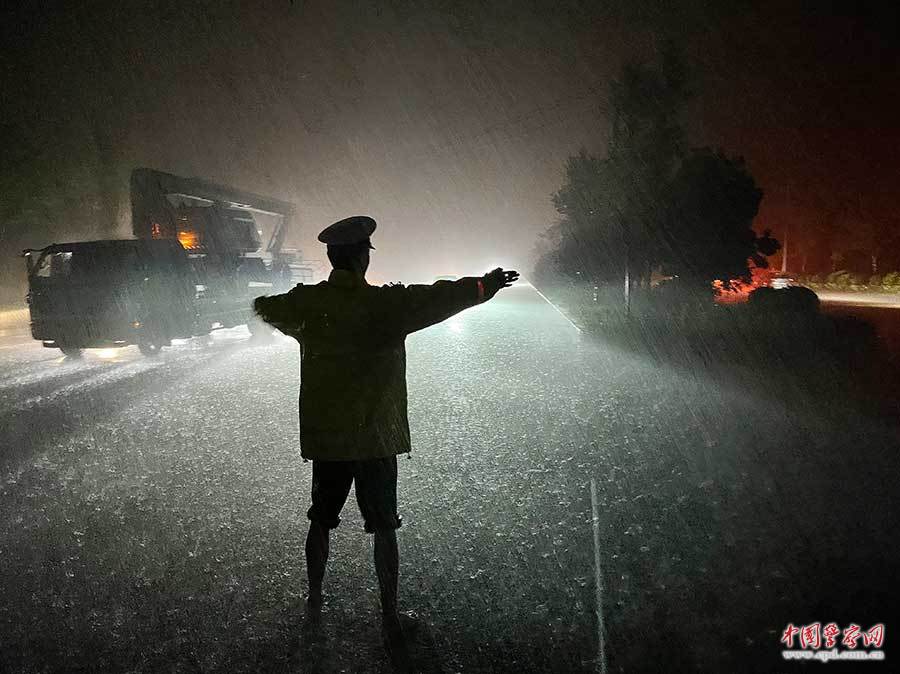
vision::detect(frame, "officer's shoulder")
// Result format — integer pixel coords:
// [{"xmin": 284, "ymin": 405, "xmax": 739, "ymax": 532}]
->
[
  {"xmin": 376, "ymin": 281, "xmax": 408, "ymax": 292},
  {"xmin": 291, "ymin": 281, "xmax": 329, "ymax": 292},
  {"xmin": 283, "ymin": 282, "xmax": 323, "ymax": 302},
  {"xmin": 371, "ymin": 282, "xmax": 411, "ymax": 303},
  {"xmin": 284, "ymin": 282, "xmax": 307, "ymax": 295}
]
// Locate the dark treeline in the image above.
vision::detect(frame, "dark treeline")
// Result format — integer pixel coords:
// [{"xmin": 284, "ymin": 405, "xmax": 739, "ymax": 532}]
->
[{"xmin": 533, "ymin": 43, "xmax": 779, "ymax": 304}]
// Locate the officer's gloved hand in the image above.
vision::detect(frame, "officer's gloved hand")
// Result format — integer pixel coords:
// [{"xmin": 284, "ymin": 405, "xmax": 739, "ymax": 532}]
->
[{"xmin": 482, "ymin": 267, "xmax": 520, "ymax": 300}]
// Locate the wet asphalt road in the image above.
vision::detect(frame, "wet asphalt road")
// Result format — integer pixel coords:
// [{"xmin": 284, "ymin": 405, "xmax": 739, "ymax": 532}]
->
[{"xmin": 1, "ymin": 286, "xmax": 897, "ymax": 673}]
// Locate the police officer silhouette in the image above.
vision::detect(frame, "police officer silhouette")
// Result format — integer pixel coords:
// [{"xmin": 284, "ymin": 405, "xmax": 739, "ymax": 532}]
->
[{"xmin": 253, "ymin": 215, "xmax": 518, "ymax": 652}]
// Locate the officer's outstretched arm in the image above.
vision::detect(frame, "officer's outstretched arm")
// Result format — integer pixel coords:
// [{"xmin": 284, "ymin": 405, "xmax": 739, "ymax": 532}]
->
[
  {"xmin": 390, "ymin": 268, "xmax": 519, "ymax": 335},
  {"xmin": 253, "ymin": 286, "xmax": 304, "ymax": 335}
]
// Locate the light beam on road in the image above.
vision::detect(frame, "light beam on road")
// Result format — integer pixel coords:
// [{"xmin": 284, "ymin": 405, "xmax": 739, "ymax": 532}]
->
[{"xmin": 517, "ymin": 280, "xmax": 582, "ymax": 333}]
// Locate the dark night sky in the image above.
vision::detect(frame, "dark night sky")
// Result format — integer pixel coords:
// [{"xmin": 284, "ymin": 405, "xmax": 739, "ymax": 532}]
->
[{"xmin": 2, "ymin": 0, "xmax": 898, "ymax": 285}]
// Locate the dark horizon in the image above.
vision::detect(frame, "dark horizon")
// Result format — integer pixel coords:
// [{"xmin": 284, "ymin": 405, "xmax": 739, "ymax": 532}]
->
[{"xmin": 2, "ymin": 0, "xmax": 898, "ymax": 290}]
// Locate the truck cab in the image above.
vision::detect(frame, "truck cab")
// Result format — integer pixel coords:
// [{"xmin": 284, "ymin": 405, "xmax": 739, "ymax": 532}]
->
[{"xmin": 24, "ymin": 238, "xmax": 195, "ymax": 357}]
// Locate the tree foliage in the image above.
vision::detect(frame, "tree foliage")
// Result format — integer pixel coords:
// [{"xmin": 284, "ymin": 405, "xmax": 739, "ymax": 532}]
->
[
  {"xmin": 538, "ymin": 44, "xmax": 780, "ymax": 299},
  {"xmin": 549, "ymin": 151, "xmax": 624, "ymax": 284},
  {"xmin": 661, "ymin": 149, "xmax": 775, "ymax": 289}
]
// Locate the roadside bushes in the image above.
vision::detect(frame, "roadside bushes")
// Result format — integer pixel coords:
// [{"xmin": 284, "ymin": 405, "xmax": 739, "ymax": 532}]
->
[
  {"xmin": 799, "ymin": 268, "xmax": 866, "ymax": 290},
  {"xmin": 536, "ymin": 277, "xmax": 885, "ymax": 412},
  {"xmin": 883, "ymin": 272, "xmax": 900, "ymax": 292},
  {"xmin": 825, "ymin": 270, "xmax": 851, "ymax": 289},
  {"xmin": 797, "ymin": 270, "xmax": 900, "ymax": 292},
  {"xmin": 748, "ymin": 285, "xmax": 820, "ymax": 315},
  {"xmin": 746, "ymin": 286, "xmax": 824, "ymax": 363},
  {"xmin": 746, "ymin": 285, "xmax": 882, "ymax": 390}
]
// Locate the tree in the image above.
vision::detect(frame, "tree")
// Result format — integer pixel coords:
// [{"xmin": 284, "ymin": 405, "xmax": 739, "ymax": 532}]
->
[
  {"xmin": 550, "ymin": 151, "xmax": 625, "ymax": 285},
  {"xmin": 605, "ymin": 40, "xmax": 691, "ymax": 295},
  {"xmin": 826, "ymin": 201, "xmax": 867, "ymax": 274},
  {"xmin": 660, "ymin": 149, "xmax": 777, "ymax": 290},
  {"xmin": 851, "ymin": 195, "xmax": 881, "ymax": 275},
  {"xmin": 540, "ymin": 44, "xmax": 780, "ymax": 305},
  {"xmin": 549, "ymin": 42, "xmax": 691, "ymax": 302}
]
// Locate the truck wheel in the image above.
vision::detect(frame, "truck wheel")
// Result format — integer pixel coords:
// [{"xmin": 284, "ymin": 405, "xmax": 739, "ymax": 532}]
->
[
  {"xmin": 59, "ymin": 345, "xmax": 83, "ymax": 359},
  {"xmin": 138, "ymin": 341, "xmax": 163, "ymax": 356},
  {"xmin": 138, "ymin": 320, "xmax": 168, "ymax": 356}
]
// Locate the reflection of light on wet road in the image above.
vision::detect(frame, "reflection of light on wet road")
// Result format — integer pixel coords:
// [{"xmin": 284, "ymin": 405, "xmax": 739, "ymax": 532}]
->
[
  {"xmin": 0, "ymin": 340, "xmax": 36, "ymax": 350},
  {"xmin": 94, "ymin": 348, "xmax": 122, "ymax": 360},
  {"xmin": 0, "ymin": 308, "xmax": 29, "ymax": 327},
  {"xmin": 447, "ymin": 320, "xmax": 463, "ymax": 333},
  {"xmin": 0, "ymin": 308, "xmax": 32, "ymax": 348}
]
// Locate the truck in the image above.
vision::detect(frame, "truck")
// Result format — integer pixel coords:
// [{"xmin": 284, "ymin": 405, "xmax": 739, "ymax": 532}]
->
[{"xmin": 23, "ymin": 168, "xmax": 317, "ymax": 357}]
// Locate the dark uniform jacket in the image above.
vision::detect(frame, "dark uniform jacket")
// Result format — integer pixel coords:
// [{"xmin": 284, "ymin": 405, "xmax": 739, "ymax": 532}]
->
[{"xmin": 254, "ymin": 269, "xmax": 484, "ymax": 461}]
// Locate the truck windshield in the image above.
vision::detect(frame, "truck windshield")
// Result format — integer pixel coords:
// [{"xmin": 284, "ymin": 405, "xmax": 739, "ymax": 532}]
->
[
  {"xmin": 33, "ymin": 247, "xmax": 143, "ymax": 281},
  {"xmin": 34, "ymin": 251, "xmax": 73, "ymax": 278}
]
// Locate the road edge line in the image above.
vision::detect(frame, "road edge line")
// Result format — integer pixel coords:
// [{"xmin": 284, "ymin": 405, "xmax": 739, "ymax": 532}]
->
[
  {"xmin": 590, "ymin": 477, "xmax": 608, "ymax": 674},
  {"xmin": 524, "ymin": 282, "xmax": 583, "ymax": 332}
]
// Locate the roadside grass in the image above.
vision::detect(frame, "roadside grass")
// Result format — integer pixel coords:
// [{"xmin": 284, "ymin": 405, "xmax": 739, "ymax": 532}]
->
[{"xmin": 545, "ymin": 283, "xmax": 897, "ymax": 416}]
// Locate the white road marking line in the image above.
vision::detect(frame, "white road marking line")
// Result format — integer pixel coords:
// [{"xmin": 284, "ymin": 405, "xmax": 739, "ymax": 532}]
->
[
  {"xmin": 521, "ymin": 281, "xmax": 583, "ymax": 332},
  {"xmin": 590, "ymin": 477, "xmax": 608, "ymax": 674}
]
